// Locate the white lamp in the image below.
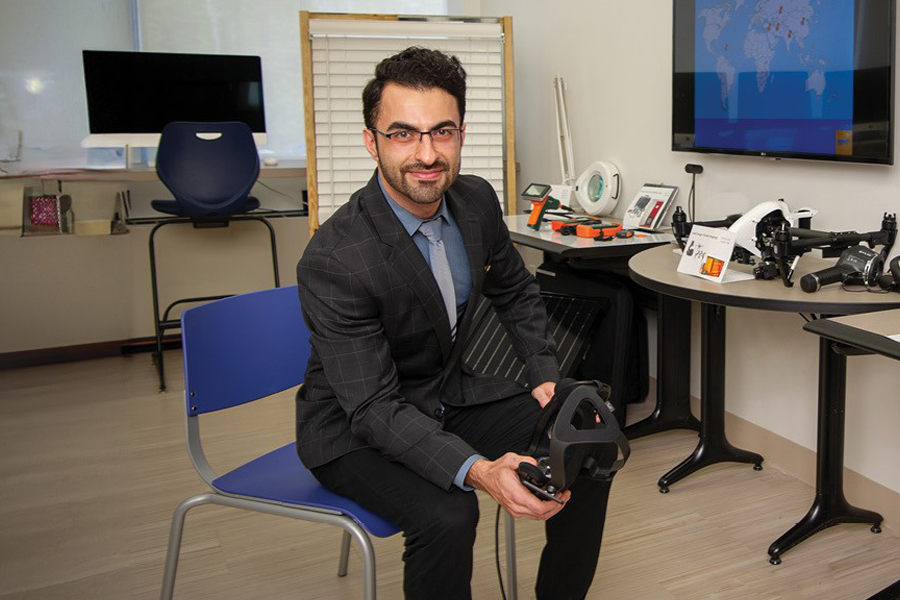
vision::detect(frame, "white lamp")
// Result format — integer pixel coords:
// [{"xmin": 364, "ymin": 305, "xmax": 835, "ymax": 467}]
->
[{"xmin": 574, "ymin": 161, "xmax": 620, "ymax": 215}]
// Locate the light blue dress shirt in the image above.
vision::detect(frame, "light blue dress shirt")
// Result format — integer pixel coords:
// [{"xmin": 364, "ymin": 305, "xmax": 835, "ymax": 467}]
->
[{"xmin": 378, "ymin": 175, "xmax": 483, "ymax": 490}]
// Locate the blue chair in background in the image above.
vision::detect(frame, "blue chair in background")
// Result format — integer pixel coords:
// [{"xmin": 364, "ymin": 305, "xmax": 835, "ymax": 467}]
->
[
  {"xmin": 159, "ymin": 286, "xmax": 520, "ymax": 599},
  {"xmin": 147, "ymin": 121, "xmax": 279, "ymax": 392},
  {"xmin": 152, "ymin": 121, "xmax": 261, "ymax": 218}
]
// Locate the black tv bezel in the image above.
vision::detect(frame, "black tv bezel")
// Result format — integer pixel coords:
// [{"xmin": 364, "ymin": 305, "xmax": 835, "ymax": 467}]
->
[
  {"xmin": 672, "ymin": 0, "xmax": 896, "ymax": 166},
  {"xmin": 82, "ymin": 49, "xmax": 267, "ymax": 135}
]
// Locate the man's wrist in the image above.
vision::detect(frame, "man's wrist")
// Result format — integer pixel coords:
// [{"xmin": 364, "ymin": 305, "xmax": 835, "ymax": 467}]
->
[{"xmin": 464, "ymin": 457, "xmax": 490, "ymax": 490}]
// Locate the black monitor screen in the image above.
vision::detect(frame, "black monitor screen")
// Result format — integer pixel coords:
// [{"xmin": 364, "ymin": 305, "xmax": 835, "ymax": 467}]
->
[
  {"xmin": 673, "ymin": 0, "xmax": 894, "ymax": 164},
  {"xmin": 82, "ymin": 50, "xmax": 266, "ymax": 134}
]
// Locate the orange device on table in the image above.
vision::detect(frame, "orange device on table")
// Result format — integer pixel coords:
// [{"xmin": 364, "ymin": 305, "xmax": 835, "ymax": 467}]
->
[
  {"xmin": 576, "ymin": 222, "xmax": 623, "ymax": 239},
  {"xmin": 523, "ymin": 183, "xmax": 556, "ymax": 230},
  {"xmin": 551, "ymin": 216, "xmax": 606, "ymax": 234}
]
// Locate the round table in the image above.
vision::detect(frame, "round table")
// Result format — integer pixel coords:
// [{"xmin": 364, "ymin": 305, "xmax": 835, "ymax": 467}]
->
[{"xmin": 629, "ymin": 243, "xmax": 900, "ymax": 564}]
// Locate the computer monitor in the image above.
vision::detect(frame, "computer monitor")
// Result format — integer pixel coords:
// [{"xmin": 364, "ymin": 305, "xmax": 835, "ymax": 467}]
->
[{"xmin": 81, "ymin": 50, "xmax": 267, "ymax": 148}]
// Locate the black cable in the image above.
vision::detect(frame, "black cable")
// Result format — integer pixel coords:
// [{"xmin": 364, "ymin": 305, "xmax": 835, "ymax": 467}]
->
[
  {"xmin": 841, "ymin": 281, "xmax": 890, "ymax": 294},
  {"xmin": 689, "ymin": 173, "xmax": 697, "ymax": 223},
  {"xmin": 495, "ymin": 504, "xmax": 507, "ymax": 600},
  {"xmin": 254, "ymin": 179, "xmax": 300, "ymax": 202}
]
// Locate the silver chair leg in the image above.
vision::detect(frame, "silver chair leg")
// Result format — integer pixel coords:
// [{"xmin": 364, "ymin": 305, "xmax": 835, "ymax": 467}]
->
[
  {"xmin": 160, "ymin": 494, "xmax": 217, "ymax": 600},
  {"xmin": 159, "ymin": 493, "xmax": 377, "ymax": 600},
  {"xmin": 342, "ymin": 522, "xmax": 377, "ymax": 600},
  {"xmin": 338, "ymin": 530, "xmax": 352, "ymax": 577},
  {"xmin": 504, "ymin": 511, "xmax": 518, "ymax": 600}
]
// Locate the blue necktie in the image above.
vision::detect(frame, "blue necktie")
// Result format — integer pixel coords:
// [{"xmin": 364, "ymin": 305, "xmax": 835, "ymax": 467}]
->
[{"xmin": 419, "ymin": 218, "xmax": 457, "ymax": 340}]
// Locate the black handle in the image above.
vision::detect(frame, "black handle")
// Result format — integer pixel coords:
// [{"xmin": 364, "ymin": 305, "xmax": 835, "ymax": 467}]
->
[{"xmin": 800, "ymin": 265, "xmax": 846, "ymax": 293}]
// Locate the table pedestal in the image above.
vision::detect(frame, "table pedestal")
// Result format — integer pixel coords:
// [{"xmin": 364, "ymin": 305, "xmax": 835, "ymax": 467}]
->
[
  {"xmin": 767, "ymin": 337, "xmax": 882, "ymax": 564},
  {"xmin": 657, "ymin": 304, "xmax": 763, "ymax": 493},
  {"xmin": 624, "ymin": 295, "xmax": 701, "ymax": 439}
]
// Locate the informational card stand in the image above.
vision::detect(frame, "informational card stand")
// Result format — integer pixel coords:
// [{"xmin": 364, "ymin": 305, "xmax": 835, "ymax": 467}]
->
[
  {"xmin": 676, "ymin": 225, "xmax": 754, "ymax": 284},
  {"xmin": 622, "ymin": 184, "xmax": 678, "ymax": 231}
]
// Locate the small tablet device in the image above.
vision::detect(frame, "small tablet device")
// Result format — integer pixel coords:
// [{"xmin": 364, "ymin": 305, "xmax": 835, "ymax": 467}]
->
[
  {"xmin": 523, "ymin": 183, "xmax": 555, "ymax": 230},
  {"xmin": 522, "ymin": 183, "xmax": 551, "ymax": 200}
]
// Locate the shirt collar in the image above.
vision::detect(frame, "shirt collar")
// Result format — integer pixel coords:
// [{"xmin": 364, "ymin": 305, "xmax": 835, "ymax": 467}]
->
[{"xmin": 378, "ymin": 172, "xmax": 448, "ymax": 236}]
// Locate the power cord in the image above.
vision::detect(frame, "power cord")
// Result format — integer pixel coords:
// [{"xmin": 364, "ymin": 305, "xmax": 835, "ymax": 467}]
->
[
  {"xmin": 684, "ymin": 164, "xmax": 703, "ymax": 222},
  {"xmin": 840, "ymin": 281, "xmax": 891, "ymax": 294},
  {"xmin": 253, "ymin": 179, "xmax": 308, "ymax": 213},
  {"xmin": 495, "ymin": 504, "xmax": 507, "ymax": 600}
]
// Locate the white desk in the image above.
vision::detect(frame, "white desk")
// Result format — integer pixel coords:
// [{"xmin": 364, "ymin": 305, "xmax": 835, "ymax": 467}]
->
[
  {"xmin": 504, "ymin": 214, "xmax": 673, "ymax": 261},
  {"xmin": 504, "ymin": 215, "xmax": 699, "ymax": 436}
]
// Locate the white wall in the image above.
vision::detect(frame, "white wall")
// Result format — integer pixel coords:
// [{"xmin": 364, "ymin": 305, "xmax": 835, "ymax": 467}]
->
[
  {"xmin": 0, "ymin": 178, "xmax": 309, "ymax": 352},
  {"xmin": 481, "ymin": 0, "xmax": 900, "ymax": 495},
  {"xmin": 0, "ymin": 0, "xmax": 133, "ymax": 168}
]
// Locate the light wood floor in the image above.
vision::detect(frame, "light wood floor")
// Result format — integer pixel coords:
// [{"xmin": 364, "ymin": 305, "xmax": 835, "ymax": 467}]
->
[{"xmin": 1, "ymin": 352, "xmax": 898, "ymax": 599}]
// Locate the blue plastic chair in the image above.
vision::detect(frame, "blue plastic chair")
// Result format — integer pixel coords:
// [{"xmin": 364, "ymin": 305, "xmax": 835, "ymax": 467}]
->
[
  {"xmin": 146, "ymin": 121, "xmax": 279, "ymax": 393},
  {"xmin": 152, "ymin": 121, "xmax": 261, "ymax": 218},
  {"xmin": 159, "ymin": 286, "xmax": 399, "ymax": 599},
  {"xmin": 159, "ymin": 285, "xmax": 520, "ymax": 599}
]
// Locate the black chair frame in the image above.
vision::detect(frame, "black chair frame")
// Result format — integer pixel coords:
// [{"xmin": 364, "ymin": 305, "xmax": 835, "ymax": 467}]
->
[{"xmin": 149, "ymin": 215, "xmax": 280, "ymax": 391}]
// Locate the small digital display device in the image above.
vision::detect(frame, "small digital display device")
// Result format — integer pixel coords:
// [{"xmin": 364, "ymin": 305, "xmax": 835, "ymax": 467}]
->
[
  {"xmin": 523, "ymin": 183, "xmax": 552, "ymax": 198},
  {"xmin": 523, "ymin": 183, "xmax": 556, "ymax": 230}
]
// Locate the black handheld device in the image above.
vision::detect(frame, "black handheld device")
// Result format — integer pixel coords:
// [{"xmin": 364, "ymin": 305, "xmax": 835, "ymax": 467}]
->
[
  {"xmin": 800, "ymin": 245, "xmax": 883, "ymax": 293},
  {"xmin": 877, "ymin": 255, "xmax": 900, "ymax": 291},
  {"xmin": 515, "ymin": 458, "xmax": 563, "ymax": 504},
  {"xmin": 515, "ymin": 379, "xmax": 630, "ymax": 503}
]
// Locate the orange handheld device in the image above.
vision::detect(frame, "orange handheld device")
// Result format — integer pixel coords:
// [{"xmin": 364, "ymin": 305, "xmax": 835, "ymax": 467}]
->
[
  {"xmin": 575, "ymin": 222, "xmax": 622, "ymax": 239},
  {"xmin": 551, "ymin": 216, "xmax": 605, "ymax": 234},
  {"xmin": 524, "ymin": 183, "xmax": 556, "ymax": 230}
]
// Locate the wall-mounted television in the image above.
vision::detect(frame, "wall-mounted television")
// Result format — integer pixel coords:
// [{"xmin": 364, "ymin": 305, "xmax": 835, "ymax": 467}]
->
[
  {"xmin": 81, "ymin": 50, "xmax": 267, "ymax": 148},
  {"xmin": 673, "ymin": 0, "xmax": 895, "ymax": 165}
]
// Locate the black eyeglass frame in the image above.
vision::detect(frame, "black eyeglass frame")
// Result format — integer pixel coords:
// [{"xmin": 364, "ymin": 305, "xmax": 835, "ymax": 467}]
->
[{"xmin": 368, "ymin": 126, "xmax": 463, "ymax": 144}]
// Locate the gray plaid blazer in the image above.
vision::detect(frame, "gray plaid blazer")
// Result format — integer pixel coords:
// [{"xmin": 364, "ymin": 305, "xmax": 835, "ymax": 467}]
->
[{"xmin": 296, "ymin": 173, "xmax": 559, "ymax": 490}]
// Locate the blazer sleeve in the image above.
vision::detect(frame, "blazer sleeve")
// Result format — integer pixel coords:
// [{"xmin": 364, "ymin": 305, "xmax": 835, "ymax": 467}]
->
[
  {"xmin": 298, "ymin": 248, "xmax": 479, "ymax": 490},
  {"xmin": 480, "ymin": 189, "xmax": 561, "ymax": 387}
]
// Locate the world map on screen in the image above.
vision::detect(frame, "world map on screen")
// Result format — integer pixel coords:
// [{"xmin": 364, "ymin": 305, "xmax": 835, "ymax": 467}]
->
[{"xmin": 693, "ymin": 0, "xmax": 855, "ymax": 154}]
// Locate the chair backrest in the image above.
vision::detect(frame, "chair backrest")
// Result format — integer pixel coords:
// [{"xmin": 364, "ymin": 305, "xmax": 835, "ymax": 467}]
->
[
  {"xmin": 181, "ymin": 286, "xmax": 309, "ymax": 416},
  {"xmin": 156, "ymin": 121, "xmax": 260, "ymax": 218}
]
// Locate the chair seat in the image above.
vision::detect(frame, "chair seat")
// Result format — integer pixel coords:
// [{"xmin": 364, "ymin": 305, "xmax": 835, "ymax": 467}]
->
[
  {"xmin": 151, "ymin": 196, "xmax": 261, "ymax": 217},
  {"xmin": 213, "ymin": 442, "xmax": 400, "ymax": 538}
]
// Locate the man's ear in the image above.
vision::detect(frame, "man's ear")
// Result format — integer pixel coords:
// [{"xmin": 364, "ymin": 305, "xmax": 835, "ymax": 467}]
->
[
  {"xmin": 363, "ymin": 129, "xmax": 379, "ymax": 163},
  {"xmin": 459, "ymin": 123, "xmax": 466, "ymax": 150}
]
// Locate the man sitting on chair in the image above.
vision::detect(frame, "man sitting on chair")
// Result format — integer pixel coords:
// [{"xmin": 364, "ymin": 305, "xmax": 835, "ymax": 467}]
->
[{"xmin": 296, "ymin": 47, "xmax": 614, "ymax": 599}]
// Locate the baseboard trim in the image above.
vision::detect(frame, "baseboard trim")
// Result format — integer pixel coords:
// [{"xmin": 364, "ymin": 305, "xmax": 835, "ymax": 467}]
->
[{"xmin": 0, "ymin": 336, "xmax": 181, "ymax": 370}]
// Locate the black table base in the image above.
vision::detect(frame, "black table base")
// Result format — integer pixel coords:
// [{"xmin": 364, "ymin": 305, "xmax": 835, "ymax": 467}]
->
[
  {"xmin": 767, "ymin": 336, "xmax": 882, "ymax": 565},
  {"xmin": 624, "ymin": 295, "xmax": 701, "ymax": 439},
  {"xmin": 657, "ymin": 304, "xmax": 763, "ymax": 493}
]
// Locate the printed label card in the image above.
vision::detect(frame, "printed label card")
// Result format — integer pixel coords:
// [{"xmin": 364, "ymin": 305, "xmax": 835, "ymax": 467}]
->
[{"xmin": 676, "ymin": 225, "xmax": 745, "ymax": 283}]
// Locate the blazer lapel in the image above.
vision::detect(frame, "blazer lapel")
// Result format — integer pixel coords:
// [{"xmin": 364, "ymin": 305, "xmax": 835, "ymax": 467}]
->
[
  {"xmin": 445, "ymin": 184, "xmax": 486, "ymax": 347},
  {"xmin": 364, "ymin": 172, "xmax": 454, "ymax": 360}
]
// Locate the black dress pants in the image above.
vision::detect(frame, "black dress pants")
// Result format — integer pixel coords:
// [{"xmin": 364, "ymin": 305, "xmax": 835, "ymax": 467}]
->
[{"xmin": 311, "ymin": 392, "xmax": 613, "ymax": 600}]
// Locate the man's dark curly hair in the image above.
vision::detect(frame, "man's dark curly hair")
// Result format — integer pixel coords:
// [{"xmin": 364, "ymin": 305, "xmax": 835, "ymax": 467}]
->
[{"xmin": 362, "ymin": 47, "xmax": 467, "ymax": 129}]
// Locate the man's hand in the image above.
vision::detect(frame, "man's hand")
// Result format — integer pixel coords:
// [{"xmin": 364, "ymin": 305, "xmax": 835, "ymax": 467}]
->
[
  {"xmin": 531, "ymin": 381, "xmax": 556, "ymax": 408},
  {"xmin": 464, "ymin": 453, "xmax": 570, "ymax": 520}
]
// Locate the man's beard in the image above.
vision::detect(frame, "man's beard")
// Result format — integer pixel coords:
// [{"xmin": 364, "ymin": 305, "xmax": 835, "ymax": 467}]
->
[{"xmin": 380, "ymin": 156, "xmax": 461, "ymax": 205}]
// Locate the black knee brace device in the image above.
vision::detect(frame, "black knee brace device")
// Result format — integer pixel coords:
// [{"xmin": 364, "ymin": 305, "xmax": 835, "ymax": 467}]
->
[{"xmin": 516, "ymin": 379, "xmax": 631, "ymax": 504}]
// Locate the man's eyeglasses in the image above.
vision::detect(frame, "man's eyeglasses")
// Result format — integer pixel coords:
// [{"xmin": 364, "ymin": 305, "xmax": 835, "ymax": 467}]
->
[{"xmin": 369, "ymin": 127, "xmax": 462, "ymax": 146}]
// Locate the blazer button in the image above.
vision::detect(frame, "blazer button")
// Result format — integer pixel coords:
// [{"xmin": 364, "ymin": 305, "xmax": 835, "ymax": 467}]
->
[{"xmin": 434, "ymin": 406, "xmax": 445, "ymax": 419}]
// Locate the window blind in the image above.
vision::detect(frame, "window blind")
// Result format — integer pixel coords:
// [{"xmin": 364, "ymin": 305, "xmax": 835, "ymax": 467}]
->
[{"xmin": 304, "ymin": 15, "xmax": 512, "ymax": 229}]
